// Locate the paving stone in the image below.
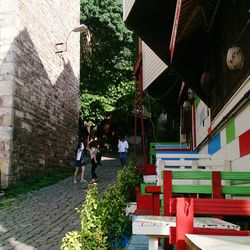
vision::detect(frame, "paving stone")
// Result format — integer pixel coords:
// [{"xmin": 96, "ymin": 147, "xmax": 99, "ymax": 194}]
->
[{"xmin": 0, "ymin": 155, "xmax": 125, "ymax": 249}]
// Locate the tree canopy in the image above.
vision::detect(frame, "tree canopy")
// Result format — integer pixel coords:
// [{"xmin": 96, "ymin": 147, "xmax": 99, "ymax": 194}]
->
[{"xmin": 80, "ymin": 0, "xmax": 135, "ymax": 126}]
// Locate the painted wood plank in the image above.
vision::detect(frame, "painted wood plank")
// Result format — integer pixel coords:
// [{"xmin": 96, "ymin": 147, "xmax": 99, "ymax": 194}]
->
[{"xmin": 239, "ymin": 129, "xmax": 250, "ymax": 157}]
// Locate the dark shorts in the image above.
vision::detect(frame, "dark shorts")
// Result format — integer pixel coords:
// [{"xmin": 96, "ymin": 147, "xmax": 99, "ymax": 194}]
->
[{"xmin": 75, "ymin": 160, "xmax": 85, "ymax": 168}]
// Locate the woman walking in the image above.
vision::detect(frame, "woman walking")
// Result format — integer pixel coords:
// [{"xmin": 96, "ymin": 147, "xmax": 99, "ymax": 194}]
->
[
  {"xmin": 73, "ymin": 141, "xmax": 86, "ymax": 183},
  {"xmin": 88, "ymin": 140, "xmax": 100, "ymax": 184}
]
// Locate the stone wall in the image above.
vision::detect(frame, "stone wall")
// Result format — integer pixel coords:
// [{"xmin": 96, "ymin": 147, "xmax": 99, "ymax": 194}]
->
[
  {"xmin": 0, "ymin": 0, "xmax": 81, "ymax": 187},
  {"xmin": 0, "ymin": 0, "xmax": 16, "ymax": 188}
]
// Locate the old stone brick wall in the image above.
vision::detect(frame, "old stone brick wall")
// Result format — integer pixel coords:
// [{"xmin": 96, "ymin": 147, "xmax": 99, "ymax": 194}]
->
[
  {"xmin": 0, "ymin": 0, "xmax": 16, "ymax": 188},
  {"xmin": 0, "ymin": 0, "xmax": 81, "ymax": 187}
]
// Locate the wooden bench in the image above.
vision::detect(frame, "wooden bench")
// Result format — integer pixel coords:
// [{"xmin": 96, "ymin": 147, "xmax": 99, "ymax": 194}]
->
[
  {"xmin": 134, "ymin": 183, "xmax": 155, "ymax": 215},
  {"xmin": 132, "ymin": 214, "xmax": 241, "ymax": 250},
  {"xmin": 135, "ymin": 151, "xmax": 205, "ymax": 215},
  {"xmin": 132, "ymin": 169, "xmax": 250, "ymax": 249},
  {"xmin": 135, "ymin": 149, "xmax": 229, "ymax": 215},
  {"xmin": 150, "ymin": 142, "xmax": 189, "ymax": 164},
  {"xmin": 135, "ymin": 156, "xmax": 229, "ymax": 216},
  {"xmin": 155, "ymin": 155, "xmax": 226, "ymax": 186},
  {"xmin": 169, "ymin": 197, "xmax": 250, "ymax": 249},
  {"xmin": 146, "ymin": 170, "xmax": 250, "ymax": 216},
  {"xmin": 143, "ymin": 152, "xmax": 214, "ymax": 185}
]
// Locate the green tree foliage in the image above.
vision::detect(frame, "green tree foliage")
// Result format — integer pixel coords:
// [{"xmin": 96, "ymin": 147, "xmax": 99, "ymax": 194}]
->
[{"xmin": 80, "ymin": 0, "xmax": 135, "ymax": 125}]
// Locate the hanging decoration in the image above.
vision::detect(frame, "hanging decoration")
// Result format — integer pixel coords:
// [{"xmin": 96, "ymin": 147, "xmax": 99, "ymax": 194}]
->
[
  {"xmin": 200, "ymin": 71, "xmax": 212, "ymax": 91},
  {"xmin": 226, "ymin": 46, "xmax": 244, "ymax": 70}
]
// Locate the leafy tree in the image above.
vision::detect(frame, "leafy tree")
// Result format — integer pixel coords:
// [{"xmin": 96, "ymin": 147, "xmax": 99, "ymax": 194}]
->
[{"xmin": 80, "ymin": 0, "xmax": 135, "ymax": 126}]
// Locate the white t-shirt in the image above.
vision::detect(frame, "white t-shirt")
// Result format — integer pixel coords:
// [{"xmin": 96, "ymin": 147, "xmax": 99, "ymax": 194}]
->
[
  {"xmin": 90, "ymin": 147, "xmax": 97, "ymax": 159},
  {"xmin": 118, "ymin": 140, "xmax": 129, "ymax": 153},
  {"xmin": 76, "ymin": 148, "xmax": 84, "ymax": 160}
]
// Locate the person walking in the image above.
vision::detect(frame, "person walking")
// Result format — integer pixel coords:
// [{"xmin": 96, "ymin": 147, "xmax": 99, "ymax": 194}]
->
[
  {"xmin": 118, "ymin": 136, "xmax": 129, "ymax": 167},
  {"xmin": 74, "ymin": 141, "xmax": 86, "ymax": 183},
  {"xmin": 88, "ymin": 140, "xmax": 100, "ymax": 184}
]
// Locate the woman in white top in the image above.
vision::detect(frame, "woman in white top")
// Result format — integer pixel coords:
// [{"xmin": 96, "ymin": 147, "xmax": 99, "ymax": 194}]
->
[{"xmin": 74, "ymin": 141, "xmax": 86, "ymax": 183}]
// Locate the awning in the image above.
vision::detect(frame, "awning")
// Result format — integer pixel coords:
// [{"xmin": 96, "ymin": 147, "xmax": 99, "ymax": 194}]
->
[
  {"xmin": 145, "ymin": 67, "xmax": 183, "ymax": 118},
  {"xmin": 124, "ymin": 0, "xmax": 219, "ymax": 105}
]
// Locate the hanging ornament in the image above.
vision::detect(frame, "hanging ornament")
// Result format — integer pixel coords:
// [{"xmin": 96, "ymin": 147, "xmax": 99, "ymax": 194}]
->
[
  {"xmin": 200, "ymin": 71, "xmax": 212, "ymax": 91},
  {"xmin": 226, "ymin": 47, "xmax": 244, "ymax": 70}
]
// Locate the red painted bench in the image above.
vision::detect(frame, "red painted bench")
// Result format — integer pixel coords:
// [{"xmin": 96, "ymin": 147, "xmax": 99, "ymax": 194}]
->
[
  {"xmin": 134, "ymin": 153, "xmax": 215, "ymax": 216},
  {"xmin": 169, "ymin": 197, "xmax": 250, "ymax": 250},
  {"xmin": 133, "ymin": 185, "xmax": 154, "ymax": 215}
]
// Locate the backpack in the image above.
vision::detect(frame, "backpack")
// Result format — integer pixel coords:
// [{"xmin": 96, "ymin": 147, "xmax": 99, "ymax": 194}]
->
[{"xmin": 96, "ymin": 150, "xmax": 102, "ymax": 164}]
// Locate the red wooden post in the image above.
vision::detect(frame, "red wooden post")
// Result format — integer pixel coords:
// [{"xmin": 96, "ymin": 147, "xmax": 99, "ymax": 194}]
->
[
  {"xmin": 212, "ymin": 171, "xmax": 222, "ymax": 198},
  {"xmin": 164, "ymin": 171, "xmax": 173, "ymax": 215},
  {"xmin": 152, "ymin": 192, "xmax": 160, "ymax": 215},
  {"xmin": 176, "ymin": 198, "xmax": 194, "ymax": 250}
]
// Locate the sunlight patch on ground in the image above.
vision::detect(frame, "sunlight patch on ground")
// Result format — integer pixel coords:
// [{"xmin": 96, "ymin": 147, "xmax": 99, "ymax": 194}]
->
[
  {"xmin": 8, "ymin": 237, "xmax": 34, "ymax": 250},
  {"xmin": 101, "ymin": 156, "xmax": 117, "ymax": 161},
  {"xmin": 0, "ymin": 224, "xmax": 7, "ymax": 233}
]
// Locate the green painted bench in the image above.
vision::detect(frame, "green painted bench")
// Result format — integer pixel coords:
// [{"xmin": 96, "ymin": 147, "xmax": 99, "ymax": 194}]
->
[{"xmin": 146, "ymin": 170, "xmax": 250, "ymax": 216}]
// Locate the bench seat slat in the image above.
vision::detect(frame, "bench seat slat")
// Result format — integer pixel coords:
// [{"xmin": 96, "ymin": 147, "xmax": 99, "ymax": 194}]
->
[
  {"xmin": 172, "ymin": 171, "xmax": 212, "ymax": 179},
  {"xmin": 170, "ymin": 198, "xmax": 250, "ymax": 216},
  {"xmin": 221, "ymin": 172, "xmax": 250, "ymax": 180},
  {"xmin": 222, "ymin": 186, "xmax": 250, "ymax": 195},
  {"xmin": 171, "ymin": 185, "xmax": 250, "ymax": 195},
  {"xmin": 172, "ymin": 185, "xmax": 212, "ymax": 194},
  {"xmin": 164, "ymin": 171, "xmax": 250, "ymax": 181}
]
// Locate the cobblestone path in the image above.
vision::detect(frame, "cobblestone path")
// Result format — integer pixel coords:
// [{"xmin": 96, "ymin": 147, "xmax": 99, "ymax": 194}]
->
[{"xmin": 0, "ymin": 156, "xmax": 122, "ymax": 250}]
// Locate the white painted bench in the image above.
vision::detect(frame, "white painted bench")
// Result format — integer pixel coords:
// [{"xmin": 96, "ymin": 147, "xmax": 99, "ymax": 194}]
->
[
  {"xmin": 143, "ymin": 154, "xmax": 230, "ymax": 186},
  {"xmin": 143, "ymin": 153, "xmax": 212, "ymax": 184},
  {"xmin": 156, "ymin": 158, "xmax": 231, "ymax": 186}
]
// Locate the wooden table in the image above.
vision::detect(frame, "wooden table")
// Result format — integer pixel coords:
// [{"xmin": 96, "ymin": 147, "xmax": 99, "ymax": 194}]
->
[
  {"xmin": 185, "ymin": 234, "xmax": 250, "ymax": 250},
  {"xmin": 132, "ymin": 216, "xmax": 240, "ymax": 250}
]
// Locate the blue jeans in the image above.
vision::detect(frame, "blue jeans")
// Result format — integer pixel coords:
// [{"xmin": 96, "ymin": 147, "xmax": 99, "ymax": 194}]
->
[{"xmin": 119, "ymin": 152, "xmax": 127, "ymax": 166}]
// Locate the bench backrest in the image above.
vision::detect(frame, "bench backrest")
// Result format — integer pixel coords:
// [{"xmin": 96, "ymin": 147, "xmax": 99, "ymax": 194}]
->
[
  {"xmin": 170, "ymin": 197, "xmax": 250, "ymax": 216},
  {"xmin": 163, "ymin": 170, "xmax": 250, "ymax": 215},
  {"xmin": 156, "ymin": 152, "xmax": 212, "ymax": 163},
  {"xmin": 145, "ymin": 170, "xmax": 250, "ymax": 216},
  {"xmin": 150, "ymin": 142, "xmax": 189, "ymax": 163},
  {"xmin": 156, "ymin": 158, "xmax": 230, "ymax": 186},
  {"xmin": 151, "ymin": 151, "xmax": 212, "ymax": 186}
]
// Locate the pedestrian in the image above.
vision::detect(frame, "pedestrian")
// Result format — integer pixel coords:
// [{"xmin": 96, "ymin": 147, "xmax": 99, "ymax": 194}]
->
[
  {"xmin": 74, "ymin": 141, "xmax": 86, "ymax": 183},
  {"xmin": 118, "ymin": 136, "xmax": 129, "ymax": 167},
  {"xmin": 87, "ymin": 140, "xmax": 100, "ymax": 184}
]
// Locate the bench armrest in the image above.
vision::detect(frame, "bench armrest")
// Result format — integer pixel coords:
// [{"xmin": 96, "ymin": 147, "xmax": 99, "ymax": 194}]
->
[{"xmin": 145, "ymin": 185, "xmax": 161, "ymax": 193}]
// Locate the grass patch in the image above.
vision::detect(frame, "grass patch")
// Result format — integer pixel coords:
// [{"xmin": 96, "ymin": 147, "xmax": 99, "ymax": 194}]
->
[{"xmin": 0, "ymin": 168, "xmax": 73, "ymax": 208}]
